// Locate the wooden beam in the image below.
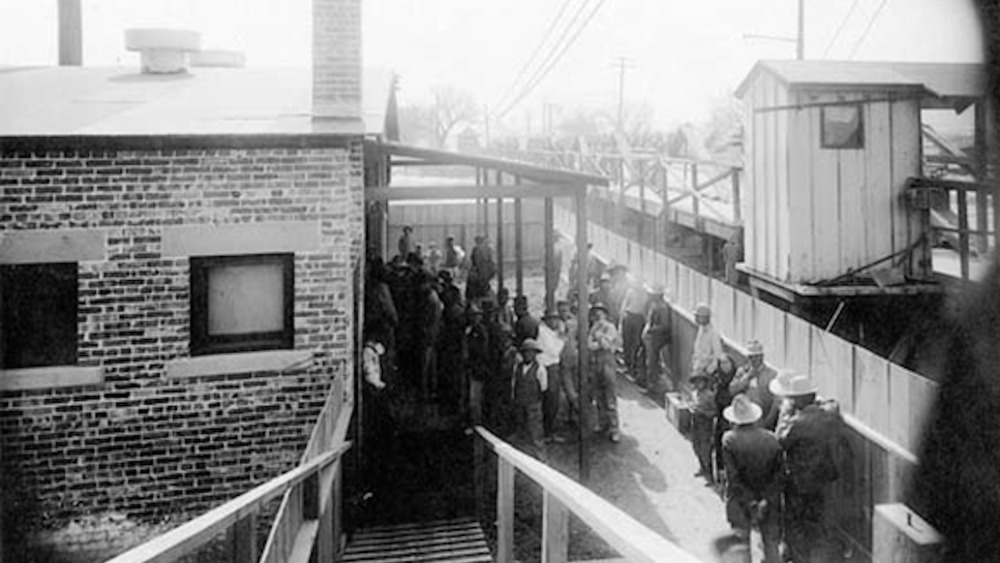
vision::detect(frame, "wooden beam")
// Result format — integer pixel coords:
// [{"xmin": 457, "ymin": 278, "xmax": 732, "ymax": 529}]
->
[
  {"xmin": 477, "ymin": 427, "xmax": 702, "ymax": 563},
  {"xmin": 542, "ymin": 492, "xmax": 568, "ymax": 563},
  {"xmin": 497, "ymin": 171, "xmax": 505, "ymax": 293},
  {"xmin": 367, "ymin": 183, "xmax": 579, "ymax": 201},
  {"xmin": 381, "ymin": 142, "xmax": 609, "ymax": 186},
  {"xmin": 575, "ymin": 189, "xmax": 591, "ymax": 481},
  {"xmin": 515, "ymin": 184, "xmax": 524, "ymax": 296},
  {"xmin": 496, "ymin": 457, "xmax": 515, "ymax": 563},
  {"xmin": 544, "ymin": 197, "xmax": 555, "ymax": 312}
]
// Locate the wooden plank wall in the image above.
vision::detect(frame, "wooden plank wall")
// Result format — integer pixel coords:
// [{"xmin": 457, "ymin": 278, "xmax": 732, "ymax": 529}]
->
[
  {"xmin": 744, "ymin": 77, "xmax": 924, "ymax": 284},
  {"xmin": 785, "ymin": 91, "xmax": 923, "ymax": 282},
  {"xmin": 390, "ymin": 199, "xmax": 546, "ymax": 264},
  {"xmin": 565, "ymin": 211, "xmax": 939, "ymax": 558}
]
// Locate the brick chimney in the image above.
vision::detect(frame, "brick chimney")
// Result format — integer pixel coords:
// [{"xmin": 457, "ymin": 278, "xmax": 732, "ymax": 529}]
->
[
  {"xmin": 58, "ymin": 0, "xmax": 82, "ymax": 66},
  {"xmin": 312, "ymin": 0, "xmax": 362, "ymax": 122}
]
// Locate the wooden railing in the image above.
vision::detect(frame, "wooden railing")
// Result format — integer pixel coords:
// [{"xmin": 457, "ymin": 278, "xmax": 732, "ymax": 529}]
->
[
  {"xmin": 475, "ymin": 426, "xmax": 704, "ymax": 563},
  {"xmin": 492, "ymin": 147, "xmax": 743, "ymax": 239},
  {"xmin": 106, "ymin": 376, "xmax": 353, "ymax": 563},
  {"xmin": 906, "ymin": 176, "xmax": 998, "ymax": 281}
]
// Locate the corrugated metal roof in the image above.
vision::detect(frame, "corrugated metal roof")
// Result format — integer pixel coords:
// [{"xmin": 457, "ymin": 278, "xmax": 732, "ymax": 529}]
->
[
  {"xmin": 0, "ymin": 66, "xmax": 395, "ymax": 136},
  {"xmin": 736, "ymin": 60, "xmax": 984, "ymax": 101}
]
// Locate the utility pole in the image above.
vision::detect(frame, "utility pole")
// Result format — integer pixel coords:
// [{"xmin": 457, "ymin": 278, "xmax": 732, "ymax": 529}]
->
[
  {"xmin": 797, "ymin": 0, "xmax": 805, "ymax": 59},
  {"xmin": 743, "ymin": 0, "xmax": 804, "ymax": 59},
  {"xmin": 483, "ymin": 103, "xmax": 491, "ymax": 149},
  {"xmin": 612, "ymin": 57, "xmax": 635, "ymax": 134}
]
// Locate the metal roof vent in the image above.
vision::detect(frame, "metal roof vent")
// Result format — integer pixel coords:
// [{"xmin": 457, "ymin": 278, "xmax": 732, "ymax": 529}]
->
[{"xmin": 125, "ymin": 29, "xmax": 201, "ymax": 74}]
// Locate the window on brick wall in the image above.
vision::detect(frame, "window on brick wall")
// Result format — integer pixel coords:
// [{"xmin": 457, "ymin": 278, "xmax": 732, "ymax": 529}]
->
[
  {"xmin": 1, "ymin": 262, "xmax": 78, "ymax": 369},
  {"xmin": 190, "ymin": 253, "xmax": 294, "ymax": 356}
]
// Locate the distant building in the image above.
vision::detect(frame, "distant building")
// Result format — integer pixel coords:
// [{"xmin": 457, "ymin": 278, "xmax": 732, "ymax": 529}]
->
[{"xmin": 0, "ymin": 1, "xmax": 396, "ymax": 560}]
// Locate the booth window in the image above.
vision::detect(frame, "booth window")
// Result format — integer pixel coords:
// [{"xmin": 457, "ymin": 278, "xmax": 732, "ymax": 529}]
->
[
  {"xmin": 821, "ymin": 104, "xmax": 864, "ymax": 149},
  {"xmin": 190, "ymin": 253, "xmax": 294, "ymax": 356},
  {"xmin": 1, "ymin": 262, "xmax": 78, "ymax": 369}
]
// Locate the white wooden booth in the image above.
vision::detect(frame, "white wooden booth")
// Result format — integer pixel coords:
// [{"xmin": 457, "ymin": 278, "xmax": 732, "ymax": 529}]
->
[{"xmin": 735, "ymin": 61, "xmax": 984, "ymax": 294}]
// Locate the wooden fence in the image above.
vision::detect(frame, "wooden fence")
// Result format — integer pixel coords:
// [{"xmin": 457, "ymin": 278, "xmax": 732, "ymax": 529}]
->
[{"xmin": 555, "ymin": 204, "xmax": 938, "ymax": 557}]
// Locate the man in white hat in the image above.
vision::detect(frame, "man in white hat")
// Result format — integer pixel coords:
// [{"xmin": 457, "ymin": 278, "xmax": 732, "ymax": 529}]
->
[
  {"xmin": 729, "ymin": 340, "xmax": 779, "ymax": 429},
  {"xmin": 721, "ymin": 394, "xmax": 784, "ymax": 563},
  {"xmin": 511, "ymin": 338, "xmax": 548, "ymax": 461},
  {"xmin": 770, "ymin": 371, "xmax": 843, "ymax": 563},
  {"xmin": 691, "ymin": 303, "xmax": 724, "ymax": 379}
]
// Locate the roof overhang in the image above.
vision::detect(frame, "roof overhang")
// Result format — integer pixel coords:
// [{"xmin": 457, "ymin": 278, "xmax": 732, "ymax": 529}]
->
[{"xmin": 375, "ymin": 141, "xmax": 609, "ymax": 188}]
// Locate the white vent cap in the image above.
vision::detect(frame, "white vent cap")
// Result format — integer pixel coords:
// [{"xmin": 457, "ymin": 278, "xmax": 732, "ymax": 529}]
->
[{"xmin": 125, "ymin": 28, "xmax": 201, "ymax": 74}]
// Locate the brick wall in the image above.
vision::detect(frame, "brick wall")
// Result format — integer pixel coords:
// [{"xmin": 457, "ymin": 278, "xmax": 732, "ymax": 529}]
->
[{"xmin": 0, "ymin": 138, "xmax": 364, "ymax": 562}]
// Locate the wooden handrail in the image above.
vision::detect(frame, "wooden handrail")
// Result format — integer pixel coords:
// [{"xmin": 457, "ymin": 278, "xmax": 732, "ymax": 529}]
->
[
  {"xmin": 476, "ymin": 426, "xmax": 704, "ymax": 563},
  {"xmin": 105, "ymin": 443, "xmax": 351, "ymax": 563}
]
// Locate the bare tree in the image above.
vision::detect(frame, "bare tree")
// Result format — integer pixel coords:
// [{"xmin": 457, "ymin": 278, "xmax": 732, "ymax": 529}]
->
[{"xmin": 432, "ymin": 86, "xmax": 478, "ymax": 149}]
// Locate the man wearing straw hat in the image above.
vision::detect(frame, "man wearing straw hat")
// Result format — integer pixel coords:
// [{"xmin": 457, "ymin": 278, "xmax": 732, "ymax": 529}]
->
[
  {"xmin": 721, "ymin": 394, "xmax": 784, "ymax": 563},
  {"xmin": 730, "ymin": 340, "xmax": 779, "ymax": 430},
  {"xmin": 770, "ymin": 371, "xmax": 843, "ymax": 563}
]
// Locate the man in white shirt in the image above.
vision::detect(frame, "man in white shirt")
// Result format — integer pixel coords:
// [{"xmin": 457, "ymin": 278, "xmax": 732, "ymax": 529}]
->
[{"xmin": 691, "ymin": 303, "xmax": 724, "ymax": 380}]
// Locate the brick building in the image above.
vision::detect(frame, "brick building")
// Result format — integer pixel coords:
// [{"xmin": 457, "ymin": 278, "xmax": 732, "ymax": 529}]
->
[{"xmin": 0, "ymin": 0, "xmax": 394, "ymax": 560}]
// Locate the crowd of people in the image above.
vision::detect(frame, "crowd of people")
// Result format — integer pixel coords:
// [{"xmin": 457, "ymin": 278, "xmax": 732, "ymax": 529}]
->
[{"xmin": 363, "ymin": 225, "xmax": 845, "ymax": 563}]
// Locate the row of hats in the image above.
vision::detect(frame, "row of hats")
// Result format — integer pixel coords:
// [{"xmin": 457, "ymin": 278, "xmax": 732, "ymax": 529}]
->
[{"xmin": 720, "ymin": 371, "xmax": 821, "ymax": 425}]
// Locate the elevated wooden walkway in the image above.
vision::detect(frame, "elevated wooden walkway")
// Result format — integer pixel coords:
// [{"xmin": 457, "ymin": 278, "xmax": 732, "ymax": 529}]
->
[{"xmin": 343, "ymin": 519, "xmax": 492, "ymax": 563}]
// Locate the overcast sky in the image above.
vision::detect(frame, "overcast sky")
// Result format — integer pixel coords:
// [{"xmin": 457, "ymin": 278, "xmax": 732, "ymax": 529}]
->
[{"xmin": 0, "ymin": 0, "xmax": 985, "ymax": 129}]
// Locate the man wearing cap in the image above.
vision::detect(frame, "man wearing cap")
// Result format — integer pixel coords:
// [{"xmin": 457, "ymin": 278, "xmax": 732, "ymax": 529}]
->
[
  {"xmin": 511, "ymin": 339, "xmax": 548, "ymax": 461},
  {"xmin": 398, "ymin": 225, "xmax": 415, "ymax": 260},
  {"xmin": 588, "ymin": 304, "xmax": 623, "ymax": 442},
  {"xmin": 691, "ymin": 303, "xmax": 724, "ymax": 379},
  {"xmin": 729, "ymin": 340, "xmax": 779, "ymax": 430},
  {"xmin": 642, "ymin": 283, "xmax": 672, "ymax": 394},
  {"xmin": 590, "ymin": 273, "xmax": 618, "ymax": 325},
  {"xmin": 721, "ymin": 394, "xmax": 784, "ymax": 563},
  {"xmin": 619, "ymin": 279, "xmax": 650, "ymax": 384},
  {"xmin": 513, "ymin": 295, "xmax": 540, "ymax": 346},
  {"xmin": 688, "ymin": 371, "xmax": 717, "ymax": 480},
  {"xmin": 770, "ymin": 372, "xmax": 843, "ymax": 563},
  {"xmin": 539, "ymin": 310, "xmax": 568, "ymax": 442},
  {"xmin": 464, "ymin": 303, "xmax": 490, "ymax": 427}
]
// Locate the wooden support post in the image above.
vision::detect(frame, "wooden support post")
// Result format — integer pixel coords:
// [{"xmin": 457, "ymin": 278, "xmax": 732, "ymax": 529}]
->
[
  {"xmin": 496, "ymin": 457, "xmax": 515, "ymax": 563},
  {"xmin": 497, "ymin": 171, "xmax": 505, "ymax": 293},
  {"xmin": 544, "ymin": 197, "xmax": 555, "ymax": 312},
  {"xmin": 314, "ymin": 465, "xmax": 336, "ymax": 563},
  {"xmin": 303, "ymin": 472, "xmax": 320, "ymax": 520},
  {"xmin": 332, "ymin": 463, "xmax": 344, "ymax": 561},
  {"xmin": 732, "ymin": 168, "xmax": 742, "ymax": 224},
  {"xmin": 231, "ymin": 513, "xmax": 258, "ymax": 563},
  {"xmin": 541, "ymin": 491, "xmax": 569, "ymax": 563},
  {"xmin": 691, "ymin": 163, "xmax": 700, "ymax": 223},
  {"xmin": 661, "ymin": 162, "xmax": 670, "ymax": 247},
  {"xmin": 575, "ymin": 189, "xmax": 591, "ymax": 482},
  {"xmin": 958, "ymin": 189, "xmax": 970, "ymax": 280},
  {"xmin": 515, "ymin": 179, "xmax": 524, "ymax": 296}
]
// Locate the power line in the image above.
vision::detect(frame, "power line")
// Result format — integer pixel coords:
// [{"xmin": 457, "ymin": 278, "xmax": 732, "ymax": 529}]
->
[
  {"xmin": 847, "ymin": 0, "xmax": 890, "ymax": 59},
  {"xmin": 496, "ymin": 0, "xmax": 610, "ymax": 119},
  {"xmin": 496, "ymin": 0, "xmax": 595, "ymax": 119},
  {"xmin": 821, "ymin": 0, "xmax": 863, "ymax": 59},
  {"xmin": 493, "ymin": 0, "xmax": 575, "ymax": 114}
]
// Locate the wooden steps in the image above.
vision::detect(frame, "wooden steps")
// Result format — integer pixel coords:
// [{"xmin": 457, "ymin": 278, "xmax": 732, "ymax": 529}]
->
[{"xmin": 343, "ymin": 518, "xmax": 493, "ymax": 563}]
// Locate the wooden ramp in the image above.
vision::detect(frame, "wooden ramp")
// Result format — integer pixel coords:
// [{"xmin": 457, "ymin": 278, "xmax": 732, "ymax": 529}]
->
[{"xmin": 343, "ymin": 518, "xmax": 493, "ymax": 563}]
